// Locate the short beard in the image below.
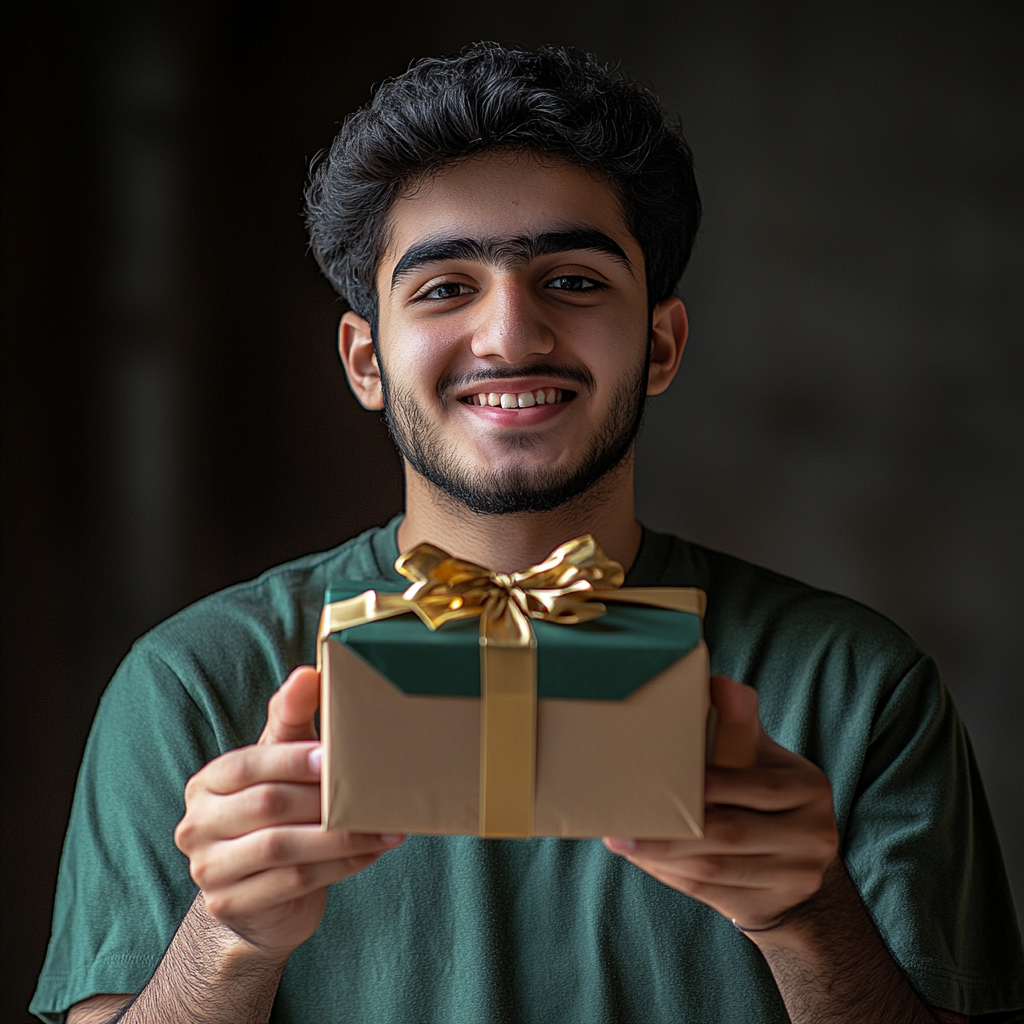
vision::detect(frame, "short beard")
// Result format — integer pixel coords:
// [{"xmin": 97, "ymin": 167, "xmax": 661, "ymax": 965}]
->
[{"xmin": 381, "ymin": 353, "xmax": 649, "ymax": 516}]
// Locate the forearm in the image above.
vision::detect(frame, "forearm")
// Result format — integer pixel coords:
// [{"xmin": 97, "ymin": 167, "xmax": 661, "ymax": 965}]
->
[
  {"xmin": 113, "ymin": 894, "xmax": 289, "ymax": 1024},
  {"xmin": 747, "ymin": 857, "xmax": 943, "ymax": 1024}
]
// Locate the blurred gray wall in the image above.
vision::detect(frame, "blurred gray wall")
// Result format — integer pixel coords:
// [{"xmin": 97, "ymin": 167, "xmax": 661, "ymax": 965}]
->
[
  {"xmin": 631, "ymin": 0, "xmax": 1023, "ymax": 919},
  {"xmin": 2, "ymin": 2, "xmax": 1020, "ymax": 1020}
]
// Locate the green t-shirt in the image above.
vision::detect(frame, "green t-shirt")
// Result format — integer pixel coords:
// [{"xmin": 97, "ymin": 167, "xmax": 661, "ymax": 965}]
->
[{"xmin": 31, "ymin": 519, "xmax": 1024, "ymax": 1022}]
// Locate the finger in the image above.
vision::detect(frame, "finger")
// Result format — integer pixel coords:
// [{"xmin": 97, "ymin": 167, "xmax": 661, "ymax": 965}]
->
[
  {"xmin": 604, "ymin": 831, "xmax": 775, "ymax": 862},
  {"xmin": 205, "ymin": 856, "xmax": 387, "ymax": 922},
  {"xmin": 649, "ymin": 852, "xmax": 825, "ymax": 893},
  {"xmin": 197, "ymin": 782, "xmax": 324, "ymax": 840},
  {"xmin": 260, "ymin": 666, "xmax": 320, "ymax": 744},
  {"xmin": 192, "ymin": 742, "xmax": 320, "ymax": 797},
  {"xmin": 633, "ymin": 871, "xmax": 805, "ymax": 928},
  {"xmin": 705, "ymin": 763, "xmax": 830, "ymax": 811},
  {"xmin": 194, "ymin": 826, "xmax": 404, "ymax": 889},
  {"xmin": 632, "ymin": 851, "xmax": 783, "ymax": 890},
  {"xmin": 709, "ymin": 675, "xmax": 759, "ymax": 769},
  {"xmin": 605, "ymin": 803, "xmax": 837, "ymax": 865}
]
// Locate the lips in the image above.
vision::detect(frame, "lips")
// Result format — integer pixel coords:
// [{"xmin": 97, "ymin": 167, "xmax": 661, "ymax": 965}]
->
[{"xmin": 462, "ymin": 388, "xmax": 569, "ymax": 409}]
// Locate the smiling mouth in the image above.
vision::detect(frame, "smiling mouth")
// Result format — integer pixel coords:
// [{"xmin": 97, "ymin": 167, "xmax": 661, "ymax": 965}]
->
[{"xmin": 460, "ymin": 387, "xmax": 574, "ymax": 409}]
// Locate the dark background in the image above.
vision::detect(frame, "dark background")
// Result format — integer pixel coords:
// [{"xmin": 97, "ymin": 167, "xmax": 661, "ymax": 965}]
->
[{"xmin": 3, "ymin": 2, "xmax": 1021, "ymax": 1020}]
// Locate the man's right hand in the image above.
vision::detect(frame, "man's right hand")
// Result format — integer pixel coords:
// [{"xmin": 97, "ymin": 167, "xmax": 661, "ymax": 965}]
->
[{"xmin": 173, "ymin": 665, "xmax": 405, "ymax": 958}]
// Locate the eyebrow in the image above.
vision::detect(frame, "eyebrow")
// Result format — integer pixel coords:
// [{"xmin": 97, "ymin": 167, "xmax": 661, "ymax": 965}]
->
[{"xmin": 390, "ymin": 228, "xmax": 634, "ymax": 291}]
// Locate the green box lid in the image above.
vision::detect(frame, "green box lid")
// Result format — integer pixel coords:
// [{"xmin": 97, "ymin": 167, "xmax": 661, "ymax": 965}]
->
[{"xmin": 324, "ymin": 581, "xmax": 702, "ymax": 700}]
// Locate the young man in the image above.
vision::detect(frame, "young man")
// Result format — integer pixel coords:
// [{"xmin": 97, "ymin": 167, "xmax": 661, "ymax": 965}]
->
[{"xmin": 35, "ymin": 44, "xmax": 1022, "ymax": 1024}]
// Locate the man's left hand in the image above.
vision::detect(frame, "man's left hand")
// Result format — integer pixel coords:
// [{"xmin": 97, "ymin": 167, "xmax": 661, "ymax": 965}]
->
[{"xmin": 604, "ymin": 674, "xmax": 839, "ymax": 931}]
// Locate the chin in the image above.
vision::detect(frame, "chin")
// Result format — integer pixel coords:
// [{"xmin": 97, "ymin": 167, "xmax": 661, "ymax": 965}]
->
[
  {"xmin": 467, "ymin": 433, "xmax": 575, "ymax": 464},
  {"xmin": 459, "ymin": 453, "xmax": 569, "ymax": 484}
]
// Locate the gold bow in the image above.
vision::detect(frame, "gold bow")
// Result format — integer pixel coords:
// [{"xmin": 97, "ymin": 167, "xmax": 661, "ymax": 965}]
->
[
  {"xmin": 393, "ymin": 534, "xmax": 624, "ymax": 644},
  {"xmin": 318, "ymin": 535, "xmax": 705, "ymax": 838}
]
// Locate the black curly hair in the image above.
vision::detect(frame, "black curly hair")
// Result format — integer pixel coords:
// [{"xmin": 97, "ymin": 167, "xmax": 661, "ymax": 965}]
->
[{"xmin": 305, "ymin": 43, "xmax": 701, "ymax": 333}]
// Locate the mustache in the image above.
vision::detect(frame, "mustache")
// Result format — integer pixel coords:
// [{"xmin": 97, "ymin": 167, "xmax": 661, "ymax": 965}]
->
[{"xmin": 438, "ymin": 363, "xmax": 596, "ymax": 399}]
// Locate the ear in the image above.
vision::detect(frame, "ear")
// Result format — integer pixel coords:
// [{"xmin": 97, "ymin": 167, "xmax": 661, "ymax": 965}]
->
[
  {"xmin": 647, "ymin": 297, "xmax": 688, "ymax": 396},
  {"xmin": 338, "ymin": 311, "xmax": 384, "ymax": 411}
]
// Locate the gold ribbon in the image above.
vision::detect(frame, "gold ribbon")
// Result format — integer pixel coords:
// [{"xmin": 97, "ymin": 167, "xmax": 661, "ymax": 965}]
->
[{"xmin": 318, "ymin": 535, "xmax": 705, "ymax": 838}]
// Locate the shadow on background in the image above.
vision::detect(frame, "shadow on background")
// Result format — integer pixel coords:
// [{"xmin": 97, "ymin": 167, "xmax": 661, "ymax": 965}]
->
[{"xmin": 2, "ymin": 2, "xmax": 1021, "ymax": 1020}]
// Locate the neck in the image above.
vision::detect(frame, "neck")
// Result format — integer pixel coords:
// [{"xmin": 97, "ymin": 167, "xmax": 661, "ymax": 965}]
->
[{"xmin": 396, "ymin": 458, "xmax": 643, "ymax": 574}]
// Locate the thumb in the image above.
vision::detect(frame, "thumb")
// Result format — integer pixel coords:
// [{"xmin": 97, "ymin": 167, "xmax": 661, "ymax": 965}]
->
[
  {"xmin": 259, "ymin": 666, "xmax": 320, "ymax": 744},
  {"xmin": 709, "ymin": 674, "xmax": 760, "ymax": 768}
]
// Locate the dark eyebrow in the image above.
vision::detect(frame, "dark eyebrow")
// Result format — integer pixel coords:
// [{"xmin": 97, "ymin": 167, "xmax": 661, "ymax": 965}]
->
[{"xmin": 390, "ymin": 228, "xmax": 634, "ymax": 291}]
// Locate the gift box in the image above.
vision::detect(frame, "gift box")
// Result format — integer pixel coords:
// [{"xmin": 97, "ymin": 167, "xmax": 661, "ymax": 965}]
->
[{"xmin": 318, "ymin": 538, "xmax": 710, "ymax": 840}]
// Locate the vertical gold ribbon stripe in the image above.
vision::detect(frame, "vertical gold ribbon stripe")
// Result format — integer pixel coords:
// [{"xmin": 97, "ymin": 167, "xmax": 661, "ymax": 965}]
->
[{"xmin": 479, "ymin": 639, "xmax": 537, "ymax": 838}]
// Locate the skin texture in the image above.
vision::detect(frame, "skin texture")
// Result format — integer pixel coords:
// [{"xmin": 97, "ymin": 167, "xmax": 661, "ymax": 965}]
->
[{"xmin": 68, "ymin": 152, "xmax": 964, "ymax": 1024}]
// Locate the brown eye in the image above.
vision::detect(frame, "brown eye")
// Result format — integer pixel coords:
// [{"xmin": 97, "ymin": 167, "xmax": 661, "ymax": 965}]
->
[
  {"xmin": 424, "ymin": 282, "xmax": 469, "ymax": 300},
  {"xmin": 547, "ymin": 275, "xmax": 601, "ymax": 291}
]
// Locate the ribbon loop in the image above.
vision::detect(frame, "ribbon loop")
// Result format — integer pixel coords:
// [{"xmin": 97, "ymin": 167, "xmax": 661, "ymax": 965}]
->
[{"xmin": 393, "ymin": 534, "xmax": 624, "ymax": 641}]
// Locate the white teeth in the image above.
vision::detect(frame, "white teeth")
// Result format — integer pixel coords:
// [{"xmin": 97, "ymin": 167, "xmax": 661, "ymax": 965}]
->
[{"xmin": 470, "ymin": 388, "xmax": 564, "ymax": 408}]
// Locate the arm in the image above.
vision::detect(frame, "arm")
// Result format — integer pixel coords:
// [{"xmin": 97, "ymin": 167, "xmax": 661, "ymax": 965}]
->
[
  {"xmin": 748, "ymin": 857, "xmax": 966, "ymax": 1024},
  {"xmin": 68, "ymin": 667, "xmax": 403, "ymax": 1024},
  {"xmin": 68, "ymin": 895, "xmax": 286, "ymax": 1024},
  {"xmin": 604, "ymin": 675, "xmax": 966, "ymax": 1024}
]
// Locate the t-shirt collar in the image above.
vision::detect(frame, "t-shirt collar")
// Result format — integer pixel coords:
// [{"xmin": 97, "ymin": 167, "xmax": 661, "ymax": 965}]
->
[{"xmin": 371, "ymin": 516, "xmax": 671, "ymax": 589}]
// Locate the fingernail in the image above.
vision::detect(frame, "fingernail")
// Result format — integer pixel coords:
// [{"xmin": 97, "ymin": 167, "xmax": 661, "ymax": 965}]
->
[
  {"xmin": 308, "ymin": 746, "xmax": 322, "ymax": 774},
  {"xmin": 605, "ymin": 837, "xmax": 636, "ymax": 852},
  {"xmin": 380, "ymin": 833, "xmax": 404, "ymax": 846}
]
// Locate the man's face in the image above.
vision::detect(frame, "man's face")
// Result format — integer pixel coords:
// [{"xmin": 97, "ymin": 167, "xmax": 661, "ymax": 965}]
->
[{"xmin": 372, "ymin": 150, "xmax": 654, "ymax": 514}]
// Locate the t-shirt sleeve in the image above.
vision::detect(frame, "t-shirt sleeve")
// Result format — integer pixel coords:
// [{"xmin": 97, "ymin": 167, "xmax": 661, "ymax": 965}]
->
[
  {"xmin": 842, "ymin": 654, "xmax": 1024, "ymax": 1017},
  {"xmin": 30, "ymin": 640, "xmax": 221, "ymax": 1023}
]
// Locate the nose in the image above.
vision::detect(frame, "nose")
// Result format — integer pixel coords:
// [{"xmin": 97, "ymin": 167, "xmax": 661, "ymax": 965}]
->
[{"xmin": 469, "ymin": 277, "xmax": 555, "ymax": 363}]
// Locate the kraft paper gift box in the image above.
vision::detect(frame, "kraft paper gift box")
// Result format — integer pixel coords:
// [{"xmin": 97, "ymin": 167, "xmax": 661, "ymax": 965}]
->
[{"xmin": 318, "ymin": 540, "xmax": 710, "ymax": 840}]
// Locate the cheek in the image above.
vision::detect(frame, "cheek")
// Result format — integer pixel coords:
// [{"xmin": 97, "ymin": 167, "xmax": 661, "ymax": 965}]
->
[
  {"xmin": 555, "ymin": 300, "xmax": 646, "ymax": 353},
  {"xmin": 381, "ymin": 327, "xmax": 456, "ymax": 393},
  {"xmin": 407, "ymin": 334, "xmax": 456, "ymax": 393},
  {"xmin": 567, "ymin": 322, "xmax": 647, "ymax": 384}
]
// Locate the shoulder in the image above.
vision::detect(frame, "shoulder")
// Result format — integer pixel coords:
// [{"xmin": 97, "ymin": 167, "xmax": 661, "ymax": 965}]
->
[
  {"xmin": 137, "ymin": 534, "xmax": 358, "ymax": 653},
  {"xmin": 144, "ymin": 521, "xmax": 395, "ymax": 650},
  {"xmin": 659, "ymin": 533, "xmax": 925, "ymax": 674},
  {"xmin": 107, "ymin": 523, "xmax": 399, "ymax": 745},
  {"xmin": 653, "ymin": 532, "xmax": 937, "ymax": 757}
]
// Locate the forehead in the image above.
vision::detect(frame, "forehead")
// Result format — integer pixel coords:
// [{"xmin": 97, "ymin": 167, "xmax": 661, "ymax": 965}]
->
[{"xmin": 380, "ymin": 151, "xmax": 636, "ymax": 268}]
